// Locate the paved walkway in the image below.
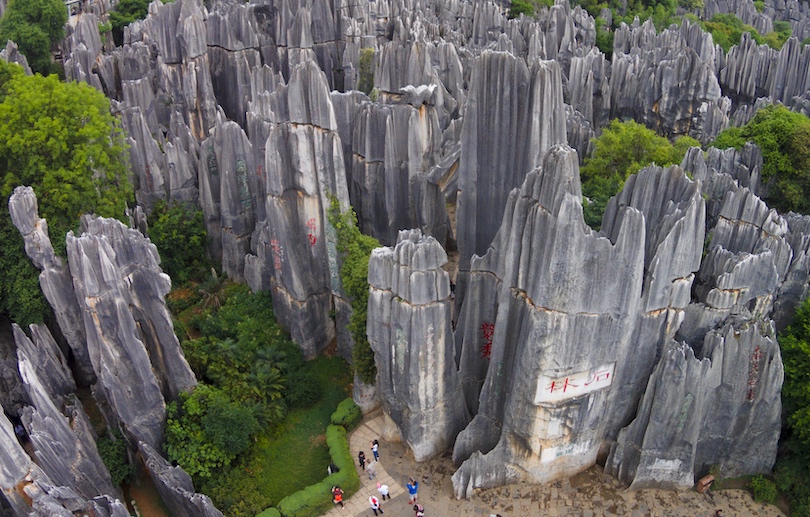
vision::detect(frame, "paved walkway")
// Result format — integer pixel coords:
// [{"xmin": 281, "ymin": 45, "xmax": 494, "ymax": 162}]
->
[{"xmin": 324, "ymin": 411, "xmax": 785, "ymax": 517}]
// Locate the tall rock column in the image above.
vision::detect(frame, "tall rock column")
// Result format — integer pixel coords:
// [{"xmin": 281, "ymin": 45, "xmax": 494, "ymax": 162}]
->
[
  {"xmin": 451, "ymin": 149, "xmax": 705, "ymax": 498},
  {"xmin": 245, "ymin": 60, "xmax": 351, "ymax": 358},
  {"xmin": 367, "ymin": 230, "xmax": 470, "ymax": 461},
  {"xmin": 8, "ymin": 186, "xmax": 94, "ymax": 384},
  {"xmin": 455, "ymin": 54, "xmax": 566, "ymax": 307}
]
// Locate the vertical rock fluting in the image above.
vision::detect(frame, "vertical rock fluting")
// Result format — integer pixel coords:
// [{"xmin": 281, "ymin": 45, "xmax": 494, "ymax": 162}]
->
[
  {"xmin": 606, "ymin": 320, "xmax": 783, "ymax": 488},
  {"xmin": 139, "ymin": 442, "xmax": 225, "ymax": 517},
  {"xmin": 245, "ymin": 60, "xmax": 351, "ymax": 358},
  {"xmin": 64, "ymin": 213, "xmax": 199, "ymax": 450},
  {"xmin": 367, "ymin": 229, "xmax": 470, "ymax": 460},
  {"xmin": 455, "ymin": 53, "xmax": 566, "ymax": 306},
  {"xmin": 451, "ymin": 149, "xmax": 705, "ymax": 497},
  {"xmin": 198, "ymin": 118, "xmax": 257, "ymax": 280},
  {"xmin": 8, "ymin": 186, "xmax": 94, "ymax": 385},
  {"xmin": 16, "ymin": 333, "xmax": 119, "ymax": 501}
]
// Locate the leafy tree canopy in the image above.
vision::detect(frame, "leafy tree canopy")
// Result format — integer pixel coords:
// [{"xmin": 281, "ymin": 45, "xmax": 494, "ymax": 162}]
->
[
  {"xmin": 148, "ymin": 200, "xmax": 209, "ymax": 284},
  {"xmin": 165, "ymin": 383, "xmax": 262, "ymax": 482},
  {"xmin": 0, "ymin": 62, "xmax": 132, "ymax": 325},
  {"xmin": 0, "ymin": 0, "xmax": 67, "ymax": 75},
  {"xmin": 713, "ymin": 105, "xmax": 810, "ymax": 214},
  {"xmin": 580, "ymin": 119, "xmax": 699, "ymax": 230}
]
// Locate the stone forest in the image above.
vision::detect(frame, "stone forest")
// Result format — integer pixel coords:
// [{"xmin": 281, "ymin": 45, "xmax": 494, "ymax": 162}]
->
[{"xmin": 1, "ymin": 0, "xmax": 810, "ymax": 515}]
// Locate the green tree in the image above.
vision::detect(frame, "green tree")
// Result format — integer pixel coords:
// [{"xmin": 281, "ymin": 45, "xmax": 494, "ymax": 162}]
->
[
  {"xmin": 580, "ymin": 120, "xmax": 699, "ymax": 230},
  {"xmin": 148, "ymin": 200, "xmax": 209, "ymax": 283},
  {"xmin": 0, "ymin": 66, "xmax": 132, "ymax": 325},
  {"xmin": 96, "ymin": 428, "xmax": 136, "ymax": 485},
  {"xmin": 165, "ymin": 383, "xmax": 262, "ymax": 482},
  {"xmin": 327, "ymin": 197, "xmax": 380, "ymax": 385},
  {"xmin": 776, "ymin": 297, "xmax": 810, "ymax": 515},
  {"xmin": 713, "ymin": 105, "xmax": 810, "ymax": 213},
  {"xmin": 0, "ymin": 0, "xmax": 67, "ymax": 75}
]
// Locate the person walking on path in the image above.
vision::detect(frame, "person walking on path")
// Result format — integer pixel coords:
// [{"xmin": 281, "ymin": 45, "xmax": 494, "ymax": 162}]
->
[
  {"xmin": 358, "ymin": 451, "xmax": 366, "ymax": 470},
  {"xmin": 369, "ymin": 495, "xmax": 384, "ymax": 515},
  {"xmin": 413, "ymin": 503, "xmax": 425, "ymax": 516},
  {"xmin": 332, "ymin": 486, "xmax": 344, "ymax": 508},
  {"xmin": 367, "ymin": 459, "xmax": 378, "ymax": 480},
  {"xmin": 407, "ymin": 478, "xmax": 419, "ymax": 504},
  {"xmin": 371, "ymin": 439, "xmax": 380, "ymax": 461},
  {"xmin": 376, "ymin": 482, "xmax": 390, "ymax": 500}
]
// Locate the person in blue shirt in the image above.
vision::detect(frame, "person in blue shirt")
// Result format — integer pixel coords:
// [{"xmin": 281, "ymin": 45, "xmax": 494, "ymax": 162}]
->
[{"xmin": 407, "ymin": 477, "xmax": 419, "ymax": 504}]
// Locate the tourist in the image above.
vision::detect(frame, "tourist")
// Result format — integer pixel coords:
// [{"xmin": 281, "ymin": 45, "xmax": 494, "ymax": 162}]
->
[
  {"xmin": 367, "ymin": 458, "xmax": 378, "ymax": 479},
  {"xmin": 369, "ymin": 495, "xmax": 384, "ymax": 515},
  {"xmin": 372, "ymin": 439, "xmax": 380, "ymax": 461},
  {"xmin": 414, "ymin": 503, "xmax": 425, "ymax": 516},
  {"xmin": 331, "ymin": 486, "xmax": 344, "ymax": 508},
  {"xmin": 407, "ymin": 477, "xmax": 419, "ymax": 503},
  {"xmin": 377, "ymin": 482, "xmax": 390, "ymax": 500},
  {"xmin": 358, "ymin": 450, "xmax": 366, "ymax": 470}
]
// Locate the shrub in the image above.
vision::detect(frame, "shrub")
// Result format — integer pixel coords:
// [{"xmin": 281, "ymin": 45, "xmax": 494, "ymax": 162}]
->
[
  {"xmin": 330, "ymin": 398, "xmax": 362, "ymax": 431},
  {"xmin": 284, "ymin": 369, "xmax": 322, "ymax": 409},
  {"xmin": 96, "ymin": 428, "xmax": 136, "ymax": 485},
  {"xmin": 148, "ymin": 200, "xmax": 209, "ymax": 284},
  {"xmin": 357, "ymin": 48, "xmax": 375, "ymax": 96},
  {"xmin": 750, "ymin": 474, "xmax": 777, "ymax": 504},
  {"xmin": 774, "ymin": 446, "xmax": 810, "ymax": 516},
  {"xmin": 257, "ymin": 509, "xmax": 282, "ymax": 517}
]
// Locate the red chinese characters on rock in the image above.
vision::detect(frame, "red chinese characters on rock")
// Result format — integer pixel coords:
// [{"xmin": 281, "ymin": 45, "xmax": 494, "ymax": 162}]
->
[
  {"xmin": 270, "ymin": 239, "xmax": 284, "ymax": 271},
  {"xmin": 747, "ymin": 346, "xmax": 762, "ymax": 402},
  {"xmin": 546, "ymin": 370, "xmax": 609, "ymax": 394},
  {"xmin": 306, "ymin": 218, "xmax": 317, "ymax": 246},
  {"xmin": 480, "ymin": 322, "xmax": 494, "ymax": 359}
]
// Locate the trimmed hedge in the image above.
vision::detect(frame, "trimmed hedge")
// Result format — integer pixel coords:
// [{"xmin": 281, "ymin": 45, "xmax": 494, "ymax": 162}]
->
[
  {"xmin": 330, "ymin": 398, "xmax": 362, "ymax": 431},
  {"xmin": 274, "ymin": 425, "xmax": 360, "ymax": 517},
  {"xmin": 257, "ymin": 509, "xmax": 281, "ymax": 517}
]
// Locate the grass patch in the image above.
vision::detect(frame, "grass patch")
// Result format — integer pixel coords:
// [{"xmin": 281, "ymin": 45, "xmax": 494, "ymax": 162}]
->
[{"xmin": 256, "ymin": 356, "xmax": 352, "ymax": 503}]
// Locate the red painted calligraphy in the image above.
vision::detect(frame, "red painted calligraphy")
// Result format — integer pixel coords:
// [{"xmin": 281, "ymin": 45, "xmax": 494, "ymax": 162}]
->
[
  {"xmin": 306, "ymin": 218, "xmax": 317, "ymax": 246},
  {"xmin": 584, "ymin": 370, "xmax": 610, "ymax": 386},
  {"xmin": 270, "ymin": 239, "xmax": 283, "ymax": 271},
  {"xmin": 480, "ymin": 322, "xmax": 494, "ymax": 359}
]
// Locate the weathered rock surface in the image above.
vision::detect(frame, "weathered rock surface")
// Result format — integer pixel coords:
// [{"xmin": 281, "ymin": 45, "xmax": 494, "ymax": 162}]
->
[
  {"xmin": 368, "ymin": 229, "xmax": 470, "ymax": 460},
  {"xmin": 451, "ymin": 148, "xmax": 705, "ymax": 497},
  {"xmin": 245, "ymin": 60, "xmax": 350, "ymax": 358},
  {"xmin": 8, "ymin": 186, "xmax": 94, "ymax": 385},
  {"xmin": 16, "ymin": 334, "xmax": 119, "ymax": 500},
  {"xmin": 12, "ymin": 325, "xmax": 74, "ymax": 408},
  {"xmin": 139, "ymin": 442, "xmax": 225, "ymax": 517},
  {"xmin": 607, "ymin": 320, "xmax": 783, "ymax": 489},
  {"xmin": 455, "ymin": 53, "xmax": 566, "ymax": 303},
  {"xmin": 0, "ymin": 40, "xmax": 32, "ymax": 74}
]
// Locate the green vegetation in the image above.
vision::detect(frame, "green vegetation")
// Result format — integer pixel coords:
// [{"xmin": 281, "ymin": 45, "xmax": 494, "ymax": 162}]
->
[
  {"xmin": 776, "ymin": 297, "xmax": 810, "ymax": 515},
  {"xmin": 328, "ymin": 197, "xmax": 381, "ymax": 385},
  {"xmin": 276, "ymin": 424, "xmax": 360, "ymax": 517},
  {"xmin": 96, "ymin": 428, "xmax": 137, "ymax": 485},
  {"xmin": 330, "ymin": 398, "xmax": 362, "ymax": 431},
  {"xmin": 697, "ymin": 13, "xmax": 792, "ymax": 52},
  {"xmin": 148, "ymin": 200, "xmax": 210, "ymax": 283},
  {"xmin": 750, "ymin": 474, "xmax": 778, "ymax": 504},
  {"xmin": 580, "ymin": 120, "xmax": 699, "ymax": 230},
  {"xmin": 508, "ymin": 0, "xmax": 553, "ymax": 18},
  {"xmin": 0, "ymin": 61, "xmax": 132, "ymax": 326},
  {"xmin": 0, "ymin": 0, "xmax": 67, "ymax": 75},
  {"xmin": 357, "ymin": 48, "xmax": 375, "ymax": 96},
  {"xmin": 713, "ymin": 105, "xmax": 810, "ymax": 214},
  {"xmin": 170, "ymin": 284, "xmax": 352, "ymax": 516}
]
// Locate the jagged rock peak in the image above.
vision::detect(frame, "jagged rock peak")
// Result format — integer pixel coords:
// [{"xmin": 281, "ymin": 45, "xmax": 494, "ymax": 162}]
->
[{"xmin": 607, "ymin": 318, "xmax": 782, "ymax": 489}]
